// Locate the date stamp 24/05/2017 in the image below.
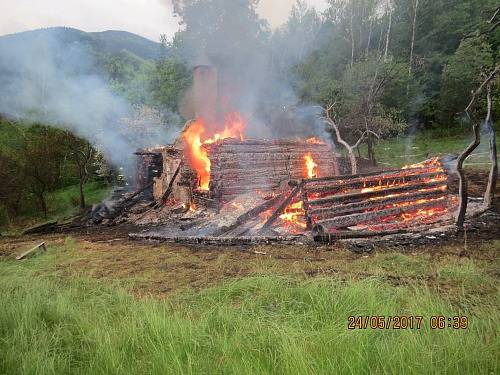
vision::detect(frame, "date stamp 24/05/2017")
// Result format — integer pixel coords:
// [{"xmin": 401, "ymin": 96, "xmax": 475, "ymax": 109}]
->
[{"xmin": 347, "ymin": 316, "xmax": 469, "ymax": 330}]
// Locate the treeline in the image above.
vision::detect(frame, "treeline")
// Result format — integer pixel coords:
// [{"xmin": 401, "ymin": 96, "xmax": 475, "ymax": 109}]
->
[
  {"xmin": 0, "ymin": 119, "xmax": 116, "ymax": 224},
  {"xmin": 141, "ymin": 0, "xmax": 499, "ymax": 154}
]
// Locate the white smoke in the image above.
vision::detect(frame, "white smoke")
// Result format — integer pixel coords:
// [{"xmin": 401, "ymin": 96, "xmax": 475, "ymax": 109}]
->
[{"xmin": 0, "ymin": 29, "xmax": 176, "ymax": 174}]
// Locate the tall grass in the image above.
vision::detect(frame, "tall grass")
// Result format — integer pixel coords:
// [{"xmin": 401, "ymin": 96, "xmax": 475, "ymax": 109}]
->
[{"xmin": 0, "ymin": 253, "xmax": 497, "ymax": 375}]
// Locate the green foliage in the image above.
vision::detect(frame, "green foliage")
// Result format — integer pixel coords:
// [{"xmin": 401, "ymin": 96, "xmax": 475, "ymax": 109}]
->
[
  {"xmin": 362, "ymin": 127, "xmax": 500, "ymax": 167},
  {"xmin": 149, "ymin": 58, "xmax": 191, "ymax": 112},
  {"xmin": 439, "ymin": 34, "xmax": 495, "ymax": 122},
  {"xmin": 0, "ymin": 118, "xmax": 109, "ymax": 223}
]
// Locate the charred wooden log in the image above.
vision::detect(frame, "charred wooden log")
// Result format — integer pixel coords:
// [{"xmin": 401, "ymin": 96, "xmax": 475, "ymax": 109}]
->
[
  {"xmin": 258, "ymin": 183, "xmax": 303, "ymax": 233},
  {"xmin": 154, "ymin": 160, "xmax": 183, "ymax": 208},
  {"xmin": 307, "ymin": 181, "xmax": 447, "ymax": 207},
  {"xmin": 313, "ymin": 229, "xmax": 404, "ymax": 241},
  {"xmin": 129, "ymin": 232, "xmax": 304, "ymax": 245},
  {"xmin": 303, "ymin": 166, "xmax": 443, "ymax": 185},
  {"xmin": 213, "ymin": 193, "xmax": 286, "ymax": 237},
  {"xmin": 304, "ymin": 172, "xmax": 446, "ymax": 194},
  {"xmin": 314, "ymin": 198, "xmax": 449, "ymax": 230},
  {"xmin": 308, "ymin": 188, "xmax": 448, "ymax": 219}
]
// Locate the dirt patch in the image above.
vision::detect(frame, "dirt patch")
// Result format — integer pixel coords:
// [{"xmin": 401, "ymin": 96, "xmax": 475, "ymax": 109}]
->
[{"xmin": 1, "ymin": 232, "xmax": 498, "ymax": 301}]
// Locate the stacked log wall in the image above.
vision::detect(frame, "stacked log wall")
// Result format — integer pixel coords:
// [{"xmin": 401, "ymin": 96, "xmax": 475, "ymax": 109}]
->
[{"xmin": 207, "ymin": 139, "xmax": 340, "ymax": 202}]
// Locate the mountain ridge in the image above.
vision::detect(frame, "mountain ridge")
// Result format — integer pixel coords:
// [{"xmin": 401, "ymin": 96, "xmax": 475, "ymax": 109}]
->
[{"xmin": 0, "ymin": 27, "xmax": 162, "ymax": 60}]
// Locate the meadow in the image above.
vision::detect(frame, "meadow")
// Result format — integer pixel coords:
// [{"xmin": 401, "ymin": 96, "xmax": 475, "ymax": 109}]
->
[{"xmin": 0, "ymin": 237, "xmax": 498, "ymax": 374}]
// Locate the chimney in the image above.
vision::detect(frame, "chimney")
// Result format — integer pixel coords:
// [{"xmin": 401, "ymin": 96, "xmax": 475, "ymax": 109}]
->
[{"xmin": 193, "ymin": 65, "xmax": 218, "ymax": 125}]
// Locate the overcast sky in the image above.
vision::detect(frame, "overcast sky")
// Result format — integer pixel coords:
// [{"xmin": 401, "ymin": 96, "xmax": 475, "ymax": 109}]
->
[{"xmin": 0, "ymin": 0, "xmax": 329, "ymax": 42}]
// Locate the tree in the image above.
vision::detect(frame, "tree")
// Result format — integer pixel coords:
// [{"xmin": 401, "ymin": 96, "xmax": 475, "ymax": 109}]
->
[
  {"xmin": 331, "ymin": 56, "xmax": 409, "ymax": 164},
  {"xmin": 456, "ymin": 66, "xmax": 499, "ymax": 228},
  {"xmin": 322, "ymin": 104, "xmax": 379, "ymax": 174},
  {"xmin": 150, "ymin": 58, "xmax": 190, "ymax": 112},
  {"xmin": 0, "ymin": 153, "xmax": 25, "ymax": 223},
  {"xmin": 22, "ymin": 126, "xmax": 66, "ymax": 217},
  {"xmin": 63, "ymin": 132, "xmax": 97, "ymax": 209}
]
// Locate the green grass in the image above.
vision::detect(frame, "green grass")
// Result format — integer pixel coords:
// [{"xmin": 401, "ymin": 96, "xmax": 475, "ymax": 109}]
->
[
  {"xmin": 44, "ymin": 181, "xmax": 112, "ymax": 221},
  {"xmin": 1, "ymin": 181, "xmax": 111, "ymax": 232},
  {"xmin": 360, "ymin": 129, "xmax": 500, "ymax": 168},
  {"xmin": 0, "ymin": 244, "xmax": 498, "ymax": 374}
]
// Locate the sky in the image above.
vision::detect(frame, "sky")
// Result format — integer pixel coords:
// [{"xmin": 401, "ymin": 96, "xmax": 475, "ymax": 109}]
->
[{"xmin": 0, "ymin": 0, "xmax": 329, "ymax": 42}]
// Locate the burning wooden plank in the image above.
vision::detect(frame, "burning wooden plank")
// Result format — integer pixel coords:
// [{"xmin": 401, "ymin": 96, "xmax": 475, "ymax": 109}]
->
[
  {"xmin": 308, "ymin": 188, "xmax": 448, "ymax": 219},
  {"xmin": 305, "ymin": 171, "xmax": 447, "ymax": 194},
  {"xmin": 259, "ymin": 183, "xmax": 303, "ymax": 233},
  {"xmin": 307, "ymin": 181, "xmax": 447, "ymax": 207},
  {"xmin": 313, "ymin": 197, "xmax": 450, "ymax": 231}
]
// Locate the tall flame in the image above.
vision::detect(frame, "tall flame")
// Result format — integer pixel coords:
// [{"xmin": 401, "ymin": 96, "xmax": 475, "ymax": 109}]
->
[
  {"xmin": 183, "ymin": 119, "xmax": 211, "ymax": 190},
  {"xmin": 304, "ymin": 153, "xmax": 318, "ymax": 179},
  {"xmin": 183, "ymin": 112, "xmax": 245, "ymax": 190}
]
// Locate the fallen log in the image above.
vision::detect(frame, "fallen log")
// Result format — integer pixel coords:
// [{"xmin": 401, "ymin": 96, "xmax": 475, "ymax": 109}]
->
[
  {"xmin": 22, "ymin": 221, "xmax": 58, "ymax": 235},
  {"xmin": 129, "ymin": 232, "xmax": 304, "ymax": 245}
]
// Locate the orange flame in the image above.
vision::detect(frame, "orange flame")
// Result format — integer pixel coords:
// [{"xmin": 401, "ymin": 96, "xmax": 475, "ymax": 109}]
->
[
  {"xmin": 306, "ymin": 137, "xmax": 325, "ymax": 145},
  {"xmin": 183, "ymin": 112, "xmax": 246, "ymax": 190},
  {"xmin": 279, "ymin": 201, "xmax": 306, "ymax": 228},
  {"xmin": 304, "ymin": 153, "xmax": 318, "ymax": 179}
]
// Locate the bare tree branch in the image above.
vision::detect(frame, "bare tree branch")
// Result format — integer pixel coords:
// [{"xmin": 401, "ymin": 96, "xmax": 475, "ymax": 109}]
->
[
  {"xmin": 484, "ymin": 83, "xmax": 498, "ymax": 208},
  {"xmin": 464, "ymin": 65, "xmax": 500, "ymax": 113},
  {"xmin": 321, "ymin": 105, "xmax": 376, "ymax": 174}
]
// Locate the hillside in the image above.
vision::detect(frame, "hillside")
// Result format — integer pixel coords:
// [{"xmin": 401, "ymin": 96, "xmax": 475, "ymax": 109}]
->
[{"xmin": 0, "ymin": 27, "xmax": 161, "ymax": 61}]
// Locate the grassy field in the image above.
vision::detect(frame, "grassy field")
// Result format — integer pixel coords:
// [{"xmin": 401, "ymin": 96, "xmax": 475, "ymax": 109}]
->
[
  {"xmin": 0, "ymin": 237, "xmax": 498, "ymax": 374},
  {"xmin": 361, "ymin": 129, "xmax": 500, "ymax": 168}
]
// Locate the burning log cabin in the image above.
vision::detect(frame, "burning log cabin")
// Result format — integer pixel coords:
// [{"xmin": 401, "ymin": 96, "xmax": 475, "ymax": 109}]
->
[
  {"xmin": 127, "ymin": 65, "xmax": 461, "ymax": 244},
  {"xmin": 135, "ymin": 137, "xmax": 341, "ymax": 210},
  {"xmin": 134, "ymin": 139, "xmax": 460, "ymax": 242}
]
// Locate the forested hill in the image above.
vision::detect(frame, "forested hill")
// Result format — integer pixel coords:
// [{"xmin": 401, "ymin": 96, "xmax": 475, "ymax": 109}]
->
[{"xmin": 0, "ymin": 27, "xmax": 161, "ymax": 61}]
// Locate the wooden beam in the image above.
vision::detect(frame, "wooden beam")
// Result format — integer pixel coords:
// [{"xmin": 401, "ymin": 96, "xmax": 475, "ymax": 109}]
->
[
  {"xmin": 213, "ymin": 193, "xmax": 286, "ymax": 237},
  {"xmin": 16, "ymin": 242, "xmax": 47, "ymax": 260},
  {"xmin": 315, "ymin": 198, "xmax": 448, "ymax": 229},
  {"xmin": 308, "ymin": 189, "xmax": 448, "ymax": 219}
]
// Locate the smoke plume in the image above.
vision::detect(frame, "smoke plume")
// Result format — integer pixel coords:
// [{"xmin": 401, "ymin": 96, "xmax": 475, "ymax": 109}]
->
[
  {"xmin": 172, "ymin": 0, "xmax": 329, "ymax": 140},
  {"xmin": 0, "ymin": 28, "xmax": 175, "ymax": 175}
]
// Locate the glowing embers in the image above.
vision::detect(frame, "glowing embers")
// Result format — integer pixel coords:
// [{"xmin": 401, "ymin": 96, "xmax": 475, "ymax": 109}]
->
[
  {"xmin": 303, "ymin": 159, "xmax": 456, "ymax": 233},
  {"xmin": 275, "ymin": 200, "xmax": 307, "ymax": 234},
  {"xmin": 183, "ymin": 112, "xmax": 246, "ymax": 190}
]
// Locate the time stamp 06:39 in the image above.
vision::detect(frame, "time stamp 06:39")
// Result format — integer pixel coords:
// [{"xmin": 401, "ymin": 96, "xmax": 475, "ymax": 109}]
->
[{"xmin": 348, "ymin": 316, "xmax": 469, "ymax": 330}]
